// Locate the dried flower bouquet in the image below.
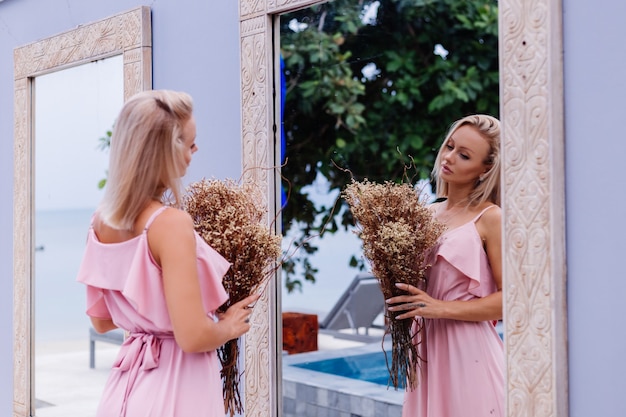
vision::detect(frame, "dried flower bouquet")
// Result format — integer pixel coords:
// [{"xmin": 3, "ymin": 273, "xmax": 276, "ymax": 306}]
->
[
  {"xmin": 183, "ymin": 178, "xmax": 282, "ymax": 416},
  {"xmin": 342, "ymin": 179, "xmax": 445, "ymax": 390}
]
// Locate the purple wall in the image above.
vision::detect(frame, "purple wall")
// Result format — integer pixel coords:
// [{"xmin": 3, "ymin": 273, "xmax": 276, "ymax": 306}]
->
[
  {"xmin": 0, "ymin": 1, "xmax": 242, "ymax": 414},
  {"xmin": 3, "ymin": 0, "xmax": 626, "ymax": 415},
  {"xmin": 564, "ymin": 1, "xmax": 626, "ymax": 416}
]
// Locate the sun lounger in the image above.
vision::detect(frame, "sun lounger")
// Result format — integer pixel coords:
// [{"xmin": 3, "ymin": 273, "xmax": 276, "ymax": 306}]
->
[
  {"xmin": 318, "ymin": 272, "xmax": 385, "ymax": 342},
  {"xmin": 89, "ymin": 327, "xmax": 125, "ymax": 368}
]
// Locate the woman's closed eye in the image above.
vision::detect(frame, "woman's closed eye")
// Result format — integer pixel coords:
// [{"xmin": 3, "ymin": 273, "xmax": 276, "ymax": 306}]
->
[{"xmin": 446, "ymin": 144, "xmax": 469, "ymax": 160}]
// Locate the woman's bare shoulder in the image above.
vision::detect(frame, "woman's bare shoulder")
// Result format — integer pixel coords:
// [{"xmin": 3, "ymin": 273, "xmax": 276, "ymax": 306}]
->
[
  {"xmin": 427, "ymin": 200, "xmax": 444, "ymax": 213},
  {"xmin": 477, "ymin": 204, "xmax": 502, "ymax": 232},
  {"xmin": 146, "ymin": 207, "xmax": 195, "ymax": 238},
  {"xmin": 154, "ymin": 206, "xmax": 193, "ymax": 225}
]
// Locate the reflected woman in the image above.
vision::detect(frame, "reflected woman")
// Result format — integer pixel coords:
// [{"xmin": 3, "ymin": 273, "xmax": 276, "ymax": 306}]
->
[
  {"xmin": 77, "ymin": 90, "xmax": 258, "ymax": 417},
  {"xmin": 387, "ymin": 115, "xmax": 504, "ymax": 417}
]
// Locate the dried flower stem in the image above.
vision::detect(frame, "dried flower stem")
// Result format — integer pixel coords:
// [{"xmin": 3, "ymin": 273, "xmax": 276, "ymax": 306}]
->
[{"xmin": 343, "ymin": 179, "xmax": 445, "ymax": 390}]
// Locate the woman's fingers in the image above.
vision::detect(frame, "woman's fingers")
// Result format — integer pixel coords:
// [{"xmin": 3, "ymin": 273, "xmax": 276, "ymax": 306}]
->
[
  {"xmin": 236, "ymin": 293, "xmax": 261, "ymax": 308},
  {"xmin": 395, "ymin": 282, "xmax": 421, "ymax": 294},
  {"xmin": 386, "ymin": 300, "xmax": 427, "ymax": 312}
]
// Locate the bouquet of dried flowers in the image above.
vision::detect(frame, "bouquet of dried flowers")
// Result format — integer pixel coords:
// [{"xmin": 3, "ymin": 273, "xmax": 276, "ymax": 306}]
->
[
  {"xmin": 342, "ymin": 179, "xmax": 445, "ymax": 390},
  {"xmin": 183, "ymin": 178, "xmax": 282, "ymax": 416}
]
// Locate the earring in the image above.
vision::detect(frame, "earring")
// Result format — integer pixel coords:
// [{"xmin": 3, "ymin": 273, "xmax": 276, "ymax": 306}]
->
[{"xmin": 478, "ymin": 174, "xmax": 487, "ymax": 182}]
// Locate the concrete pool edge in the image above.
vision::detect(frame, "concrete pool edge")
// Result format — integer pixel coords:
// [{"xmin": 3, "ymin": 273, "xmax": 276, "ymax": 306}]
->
[{"xmin": 283, "ymin": 341, "xmax": 404, "ymax": 417}]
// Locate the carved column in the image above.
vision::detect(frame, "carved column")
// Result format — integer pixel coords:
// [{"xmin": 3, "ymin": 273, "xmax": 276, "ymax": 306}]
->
[
  {"xmin": 239, "ymin": 1, "xmax": 279, "ymax": 416},
  {"xmin": 499, "ymin": 0, "xmax": 567, "ymax": 416}
]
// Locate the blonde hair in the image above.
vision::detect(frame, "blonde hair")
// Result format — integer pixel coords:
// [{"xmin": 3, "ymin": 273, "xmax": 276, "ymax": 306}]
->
[
  {"xmin": 432, "ymin": 114, "xmax": 501, "ymax": 206},
  {"xmin": 98, "ymin": 90, "xmax": 194, "ymax": 230}
]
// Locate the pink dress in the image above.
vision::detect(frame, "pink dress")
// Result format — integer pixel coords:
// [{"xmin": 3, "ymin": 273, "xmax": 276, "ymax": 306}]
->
[
  {"xmin": 76, "ymin": 207, "xmax": 230, "ymax": 417},
  {"xmin": 402, "ymin": 206, "xmax": 505, "ymax": 417}
]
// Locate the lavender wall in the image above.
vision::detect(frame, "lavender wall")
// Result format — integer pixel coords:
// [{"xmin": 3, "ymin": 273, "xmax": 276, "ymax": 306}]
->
[
  {"xmin": 563, "ymin": 1, "xmax": 626, "ymax": 416},
  {"xmin": 0, "ymin": 1, "xmax": 242, "ymax": 414},
  {"xmin": 3, "ymin": 0, "xmax": 626, "ymax": 415}
]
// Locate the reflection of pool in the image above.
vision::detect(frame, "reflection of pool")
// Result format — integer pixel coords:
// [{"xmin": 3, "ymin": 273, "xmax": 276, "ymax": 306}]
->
[
  {"xmin": 283, "ymin": 342, "xmax": 403, "ymax": 417},
  {"xmin": 290, "ymin": 322, "xmax": 503, "ymax": 388},
  {"xmin": 283, "ymin": 325, "xmax": 504, "ymax": 417},
  {"xmin": 292, "ymin": 351, "xmax": 397, "ymax": 387}
]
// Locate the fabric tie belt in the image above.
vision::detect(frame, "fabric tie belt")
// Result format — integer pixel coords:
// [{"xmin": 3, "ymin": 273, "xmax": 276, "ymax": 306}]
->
[{"xmin": 113, "ymin": 331, "xmax": 175, "ymax": 416}]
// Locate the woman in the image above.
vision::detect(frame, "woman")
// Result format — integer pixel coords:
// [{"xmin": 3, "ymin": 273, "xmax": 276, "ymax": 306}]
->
[
  {"xmin": 387, "ymin": 114, "xmax": 504, "ymax": 417},
  {"xmin": 77, "ymin": 90, "xmax": 258, "ymax": 417}
]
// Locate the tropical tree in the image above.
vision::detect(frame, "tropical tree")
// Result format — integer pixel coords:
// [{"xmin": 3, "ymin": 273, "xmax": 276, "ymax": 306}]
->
[{"xmin": 279, "ymin": 0, "xmax": 499, "ymax": 292}]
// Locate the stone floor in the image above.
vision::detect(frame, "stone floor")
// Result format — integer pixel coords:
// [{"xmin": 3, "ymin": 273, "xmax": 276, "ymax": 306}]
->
[{"xmin": 32, "ymin": 333, "xmax": 369, "ymax": 417}]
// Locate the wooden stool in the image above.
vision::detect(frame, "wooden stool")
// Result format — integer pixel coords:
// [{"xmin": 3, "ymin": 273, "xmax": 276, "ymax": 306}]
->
[{"xmin": 282, "ymin": 312, "xmax": 318, "ymax": 354}]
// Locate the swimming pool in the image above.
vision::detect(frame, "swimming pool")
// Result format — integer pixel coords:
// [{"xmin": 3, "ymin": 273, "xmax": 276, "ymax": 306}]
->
[
  {"xmin": 282, "ymin": 325, "xmax": 504, "ymax": 417},
  {"xmin": 282, "ymin": 342, "xmax": 403, "ymax": 417},
  {"xmin": 289, "ymin": 322, "xmax": 503, "ymax": 388},
  {"xmin": 292, "ymin": 350, "xmax": 399, "ymax": 387}
]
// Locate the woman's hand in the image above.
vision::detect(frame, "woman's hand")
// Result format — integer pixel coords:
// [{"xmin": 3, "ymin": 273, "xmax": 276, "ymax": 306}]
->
[
  {"xmin": 386, "ymin": 282, "xmax": 442, "ymax": 320},
  {"xmin": 387, "ymin": 282, "xmax": 503, "ymax": 322},
  {"xmin": 218, "ymin": 293, "xmax": 261, "ymax": 340}
]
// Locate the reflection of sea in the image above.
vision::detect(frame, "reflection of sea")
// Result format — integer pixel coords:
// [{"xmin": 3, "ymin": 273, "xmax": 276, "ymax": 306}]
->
[
  {"xmin": 35, "ymin": 209, "xmax": 94, "ymax": 343},
  {"xmin": 281, "ymin": 229, "xmax": 363, "ymax": 316},
  {"xmin": 34, "ymin": 207, "xmax": 363, "ymax": 344}
]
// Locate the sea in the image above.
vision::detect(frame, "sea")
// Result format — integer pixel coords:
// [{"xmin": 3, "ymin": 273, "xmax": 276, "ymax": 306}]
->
[{"xmin": 33, "ymin": 207, "xmax": 364, "ymax": 345}]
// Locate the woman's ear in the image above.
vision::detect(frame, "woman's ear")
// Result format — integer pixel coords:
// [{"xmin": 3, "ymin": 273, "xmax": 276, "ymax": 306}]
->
[{"xmin": 479, "ymin": 166, "xmax": 492, "ymax": 182}]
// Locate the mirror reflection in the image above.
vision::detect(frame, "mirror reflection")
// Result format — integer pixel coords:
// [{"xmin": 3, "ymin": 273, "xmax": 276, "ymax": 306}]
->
[
  {"xmin": 278, "ymin": 1, "xmax": 499, "ymax": 415},
  {"xmin": 34, "ymin": 55, "xmax": 123, "ymax": 417}
]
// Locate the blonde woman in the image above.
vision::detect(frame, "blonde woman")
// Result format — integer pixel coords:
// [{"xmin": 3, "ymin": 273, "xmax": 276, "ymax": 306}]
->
[
  {"xmin": 77, "ymin": 90, "xmax": 258, "ymax": 417},
  {"xmin": 387, "ymin": 115, "xmax": 504, "ymax": 417}
]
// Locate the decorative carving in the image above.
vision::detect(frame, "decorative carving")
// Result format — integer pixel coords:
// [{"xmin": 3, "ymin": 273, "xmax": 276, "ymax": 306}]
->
[
  {"xmin": 240, "ymin": 0, "xmax": 267, "ymax": 19},
  {"xmin": 239, "ymin": 1, "xmax": 566, "ymax": 417},
  {"xmin": 240, "ymin": 9, "xmax": 276, "ymax": 414},
  {"xmin": 500, "ymin": 0, "xmax": 567, "ymax": 417},
  {"xmin": 12, "ymin": 7, "xmax": 152, "ymax": 416}
]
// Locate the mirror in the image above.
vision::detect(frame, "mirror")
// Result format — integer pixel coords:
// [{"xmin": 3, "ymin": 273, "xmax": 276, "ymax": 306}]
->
[
  {"xmin": 238, "ymin": 0, "xmax": 567, "ymax": 416},
  {"xmin": 277, "ymin": 1, "xmax": 501, "ymax": 414},
  {"xmin": 278, "ymin": 0, "xmax": 500, "ymax": 327},
  {"xmin": 33, "ymin": 55, "xmax": 123, "ymax": 416},
  {"xmin": 13, "ymin": 7, "xmax": 152, "ymax": 416}
]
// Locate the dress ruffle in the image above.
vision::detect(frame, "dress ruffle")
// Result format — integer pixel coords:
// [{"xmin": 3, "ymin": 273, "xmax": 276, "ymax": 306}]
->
[
  {"xmin": 434, "ymin": 223, "xmax": 496, "ymax": 299},
  {"xmin": 77, "ymin": 230, "xmax": 229, "ymax": 329}
]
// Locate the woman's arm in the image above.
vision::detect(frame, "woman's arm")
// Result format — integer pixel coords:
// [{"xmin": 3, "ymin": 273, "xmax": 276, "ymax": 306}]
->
[
  {"xmin": 91, "ymin": 317, "xmax": 118, "ymax": 333},
  {"xmin": 388, "ymin": 205, "xmax": 503, "ymax": 322},
  {"xmin": 148, "ymin": 208, "xmax": 258, "ymax": 353}
]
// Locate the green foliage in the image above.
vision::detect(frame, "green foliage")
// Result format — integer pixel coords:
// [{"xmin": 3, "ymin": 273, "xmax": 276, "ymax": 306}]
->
[
  {"xmin": 97, "ymin": 128, "xmax": 112, "ymax": 190},
  {"xmin": 280, "ymin": 0, "xmax": 499, "ymax": 291}
]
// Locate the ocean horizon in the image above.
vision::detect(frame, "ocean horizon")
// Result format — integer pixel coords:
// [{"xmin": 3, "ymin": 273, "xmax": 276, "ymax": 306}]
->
[{"xmin": 34, "ymin": 207, "xmax": 363, "ymax": 345}]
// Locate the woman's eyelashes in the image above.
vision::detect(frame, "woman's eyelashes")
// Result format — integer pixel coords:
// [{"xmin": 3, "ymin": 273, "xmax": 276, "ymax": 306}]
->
[{"xmin": 446, "ymin": 144, "xmax": 470, "ymax": 160}]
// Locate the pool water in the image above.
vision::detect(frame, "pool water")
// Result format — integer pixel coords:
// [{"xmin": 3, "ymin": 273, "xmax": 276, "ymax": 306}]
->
[
  {"xmin": 292, "ymin": 351, "xmax": 401, "ymax": 387},
  {"xmin": 291, "ymin": 325, "xmax": 503, "ymax": 387}
]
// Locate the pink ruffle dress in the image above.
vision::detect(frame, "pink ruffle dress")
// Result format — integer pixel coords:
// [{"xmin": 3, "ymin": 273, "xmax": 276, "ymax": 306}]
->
[
  {"xmin": 76, "ymin": 207, "xmax": 230, "ymax": 417},
  {"xmin": 402, "ymin": 206, "xmax": 505, "ymax": 417}
]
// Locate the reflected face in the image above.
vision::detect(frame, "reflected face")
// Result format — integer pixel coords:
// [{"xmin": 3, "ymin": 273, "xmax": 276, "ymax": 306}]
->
[
  {"xmin": 439, "ymin": 125, "xmax": 490, "ymax": 185},
  {"xmin": 181, "ymin": 115, "xmax": 198, "ymax": 172}
]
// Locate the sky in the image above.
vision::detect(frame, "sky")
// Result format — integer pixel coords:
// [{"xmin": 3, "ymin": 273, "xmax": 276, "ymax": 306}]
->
[{"xmin": 35, "ymin": 54, "xmax": 123, "ymax": 212}]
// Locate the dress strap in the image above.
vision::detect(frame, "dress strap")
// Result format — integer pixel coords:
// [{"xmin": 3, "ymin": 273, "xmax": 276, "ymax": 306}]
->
[
  {"xmin": 144, "ymin": 206, "xmax": 169, "ymax": 231},
  {"xmin": 471, "ymin": 205, "xmax": 496, "ymax": 223}
]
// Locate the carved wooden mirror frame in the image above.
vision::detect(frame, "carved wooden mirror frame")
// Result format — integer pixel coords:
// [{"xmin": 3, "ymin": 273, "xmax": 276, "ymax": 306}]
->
[
  {"xmin": 12, "ymin": 6, "xmax": 152, "ymax": 416},
  {"xmin": 238, "ymin": 0, "xmax": 568, "ymax": 416}
]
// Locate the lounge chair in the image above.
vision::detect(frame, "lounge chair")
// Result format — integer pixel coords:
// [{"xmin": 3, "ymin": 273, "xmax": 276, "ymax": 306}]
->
[
  {"xmin": 318, "ymin": 272, "xmax": 385, "ymax": 342},
  {"xmin": 89, "ymin": 327, "xmax": 125, "ymax": 368}
]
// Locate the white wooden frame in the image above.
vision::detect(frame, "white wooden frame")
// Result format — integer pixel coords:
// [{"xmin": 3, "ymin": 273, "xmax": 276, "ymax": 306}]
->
[
  {"xmin": 12, "ymin": 7, "xmax": 152, "ymax": 416},
  {"xmin": 238, "ymin": 1, "xmax": 568, "ymax": 416}
]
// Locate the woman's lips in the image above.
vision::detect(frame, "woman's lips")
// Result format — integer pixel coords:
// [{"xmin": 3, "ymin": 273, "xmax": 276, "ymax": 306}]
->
[{"xmin": 441, "ymin": 165, "xmax": 452, "ymax": 175}]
